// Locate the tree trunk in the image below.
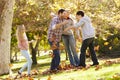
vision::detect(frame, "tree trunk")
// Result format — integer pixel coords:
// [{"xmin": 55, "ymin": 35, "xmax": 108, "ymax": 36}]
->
[
  {"xmin": 31, "ymin": 48, "xmax": 37, "ymax": 65},
  {"xmin": 0, "ymin": 0, "xmax": 15, "ymax": 75},
  {"xmin": 29, "ymin": 39, "xmax": 40, "ymax": 65}
]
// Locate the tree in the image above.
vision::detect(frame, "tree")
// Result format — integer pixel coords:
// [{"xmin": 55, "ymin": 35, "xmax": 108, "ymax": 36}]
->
[{"xmin": 0, "ymin": 0, "xmax": 15, "ymax": 75}]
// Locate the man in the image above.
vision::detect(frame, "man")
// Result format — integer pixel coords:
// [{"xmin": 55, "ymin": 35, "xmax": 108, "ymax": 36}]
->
[
  {"xmin": 65, "ymin": 11, "xmax": 99, "ymax": 68},
  {"xmin": 46, "ymin": 9, "xmax": 68, "ymax": 73}
]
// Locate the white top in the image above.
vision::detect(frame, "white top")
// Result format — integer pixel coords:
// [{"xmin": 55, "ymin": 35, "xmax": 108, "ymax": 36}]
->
[{"xmin": 74, "ymin": 16, "xmax": 95, "ymax": 40}]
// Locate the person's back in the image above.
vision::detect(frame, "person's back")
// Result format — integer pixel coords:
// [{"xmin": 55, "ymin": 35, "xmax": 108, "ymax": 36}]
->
[{"xmin": 79, "ymin": 16, "xmax": 95, "ymax": 40}]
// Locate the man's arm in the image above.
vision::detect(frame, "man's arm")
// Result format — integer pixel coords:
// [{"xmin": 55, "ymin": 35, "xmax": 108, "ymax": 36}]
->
[
  {"xmin": 54, "ymin": 20, "xmax": 68, "ymax": 29},
  {"xmin": 74, "ymin": 19, "xmax": 84, "ymax": 28},
  {"xmin": 51, "ymin": 18, "xmax": 68, "ymax": 30}
]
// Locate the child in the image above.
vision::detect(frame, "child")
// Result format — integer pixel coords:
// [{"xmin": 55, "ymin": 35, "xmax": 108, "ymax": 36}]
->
[{"xmin": 16, "ymin": 24, "xmax": 33, "ymax": 77}]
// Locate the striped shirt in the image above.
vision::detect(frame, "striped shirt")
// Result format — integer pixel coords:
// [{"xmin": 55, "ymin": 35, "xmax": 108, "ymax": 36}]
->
[{"xmin": 48, "ymin": 16, "xmax": 63, "ymax": 42}]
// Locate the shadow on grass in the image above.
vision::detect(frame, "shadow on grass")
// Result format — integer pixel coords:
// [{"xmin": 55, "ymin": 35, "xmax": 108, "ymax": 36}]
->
[
  {"xmin": 32, "ymin": 62, "xmax": 50, "ymax": 69},
  {"xmin": 37, "ymin": 55, "xmax": 50, "ymax": 60}
]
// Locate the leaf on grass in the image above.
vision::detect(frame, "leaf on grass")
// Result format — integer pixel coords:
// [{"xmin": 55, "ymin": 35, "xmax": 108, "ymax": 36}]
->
[{"xmin": 47, "ymin": 75, "xmax": 52, "ymax": 80}]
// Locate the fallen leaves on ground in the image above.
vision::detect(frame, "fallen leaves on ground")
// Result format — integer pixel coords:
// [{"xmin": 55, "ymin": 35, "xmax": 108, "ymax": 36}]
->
[{"xmin": 111, "ymin": 73, "xmax": 120, "ymax": 79}]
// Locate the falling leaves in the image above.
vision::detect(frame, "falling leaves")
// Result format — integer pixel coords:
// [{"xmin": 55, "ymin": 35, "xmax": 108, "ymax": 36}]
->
[
  {"xmin": 59, "ymin": 45, "xmax": 65, "ymax": 50},
  {"xmin": 76, "ymin": 48, "xmax": 80, "ymax": 53},
  {"xmin": 50, "ymin": 43, "xmax": 58, "ymax": 50},
  {"xmin": 94, "ymin": 45, "xmax": 100, "ymax": 51}
]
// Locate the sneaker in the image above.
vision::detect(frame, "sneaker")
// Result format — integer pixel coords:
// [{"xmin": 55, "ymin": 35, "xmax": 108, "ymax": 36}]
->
[
  {"xmin": 90, "ymin": 64, "xmax": 99, "ymax": 66},
  {"xmin": 27, "ymin": 74, "xmax": 32, "ymax": 77},
  {"xmin": 18, "ymin": 71, "xmax": 21, "ymax": 75}
]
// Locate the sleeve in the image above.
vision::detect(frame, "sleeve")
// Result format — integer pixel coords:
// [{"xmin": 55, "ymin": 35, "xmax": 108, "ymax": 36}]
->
[
  {"xmin": 74, "ymin": 19, "xmax": 85, "ymax": 28},
  {"xmin": 70, "ymin": 19, "xmax": 74, "ymax": 26},
  {"xmin": 51, "ymin": 17, "xmax": 58, "ymax": 30}
]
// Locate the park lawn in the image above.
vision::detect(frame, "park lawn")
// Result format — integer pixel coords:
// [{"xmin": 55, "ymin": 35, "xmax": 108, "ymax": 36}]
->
[{"xmin": 0, "ymin": 53, "xmax": 120, "ymax": 80}]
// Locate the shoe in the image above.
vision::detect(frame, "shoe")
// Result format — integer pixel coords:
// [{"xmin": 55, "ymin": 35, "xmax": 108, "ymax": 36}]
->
[
  {"xmin": 77, "ymin": 66, "xmax": 85, "ymax": 69},
  {"xmin": 14, "ymin": 71, "xmax": 22, "ymax": 79},
  {"xmin": 91, "ymin": 64, "xmax": 99, "ymax": 66},
  {"xmin": 27, "ymin": 74, "xmax": 32, "ymax": 77},
  {"xmin": 18, "ymin": 71, "xmax": 21, "ymax": 75},
  {"xmin": 42, "ymin": 69, "xmax": 51, "ymax": 75}
]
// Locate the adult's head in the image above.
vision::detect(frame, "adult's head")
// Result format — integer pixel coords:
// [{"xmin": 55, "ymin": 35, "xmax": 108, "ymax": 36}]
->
[
  {"xmin": 63, "ymin": 10, "xmax": 70, "ymax": 19},
  {"xmin": 58, "ymin": 9, "xmax": 65, "ymax": 19},
  {"xmin": 76, "ymin": 10, "xmax": 84, "ymax": 21}
]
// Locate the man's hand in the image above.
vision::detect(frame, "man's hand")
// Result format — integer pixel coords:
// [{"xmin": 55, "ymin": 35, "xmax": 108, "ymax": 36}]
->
[
  {"xmin": 62, "ymin": 20, "xmax": 69, "ymax": 25},
  {"xmin": 55, "ymin": 20, "xmax": 68, "ymax": 29}
]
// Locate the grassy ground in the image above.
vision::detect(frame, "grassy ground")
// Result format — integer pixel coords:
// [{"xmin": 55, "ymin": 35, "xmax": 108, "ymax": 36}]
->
[{"xmin": 0, "ymin": 53, "xmax": 120, "ymax": 80}]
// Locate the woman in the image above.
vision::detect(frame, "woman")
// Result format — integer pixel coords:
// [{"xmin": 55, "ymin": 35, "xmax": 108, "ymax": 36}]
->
[
  {"xmin": 62, "ymin": 11, "xmax": 79, "ymax": 66},
  {"xmin": 16, "ymin": 24, "xmax": 33, "ymax": 77}
]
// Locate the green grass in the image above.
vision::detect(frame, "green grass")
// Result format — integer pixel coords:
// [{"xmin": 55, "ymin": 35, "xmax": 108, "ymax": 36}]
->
[{"xmin": 0, "ymin": 53, "xmax": 120, "ymax": 80}]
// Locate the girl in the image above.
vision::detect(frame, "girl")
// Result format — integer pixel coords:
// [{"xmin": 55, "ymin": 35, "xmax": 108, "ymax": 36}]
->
[{"xmin": 16, "ymin": 24, "xmax": 33, "ymax": 77}]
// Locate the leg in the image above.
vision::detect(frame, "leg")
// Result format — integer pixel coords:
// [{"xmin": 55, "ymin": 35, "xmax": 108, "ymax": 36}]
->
[
  {"xmin": 89, "ymin": 38, "xmax": 99, "ymax": 65},
  {"xmin": 48, "ymin": 40, "xmax": 60, "ymax": 70},
  {"xmin": 53, "ymin": 48, "xmax": 60, "ymax": 69},
  {"xmin": 25, "ymin": 51, "xmax": 33, "ymax": 75},
  {"xmin": 62, "ymin": 35, "xmax": 75, "ymax": 66},
  {"xmin": 69, "ymin": 35, "xmax": 79, "ymax": 66},
  {"xmin": 19, "ymin": 50, "xmax": 32, "ymax": 75},
  {"xmin": 79, "ymin": 39, "xmax": 89, "ymax": 67}
]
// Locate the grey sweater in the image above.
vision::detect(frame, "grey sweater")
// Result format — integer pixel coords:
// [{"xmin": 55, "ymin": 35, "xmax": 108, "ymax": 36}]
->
[
  {"xmin": 62, "ymin": 19, "xmax": 73, "ymax": 35},
  {"xmin": 74, "ymin": 16, "xmax": 95, "ymax": 40}
]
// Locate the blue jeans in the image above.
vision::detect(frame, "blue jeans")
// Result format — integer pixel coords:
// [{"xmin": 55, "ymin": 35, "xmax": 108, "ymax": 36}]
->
[
  {"xmin": 79, "ymin": 37, "xmax": 99, "ymax": 67},
  {"xmin": 62, "ymin": 35, "xmax": 79, "ymax": 66},
  {"xmin": 19, "ymin": 50, "xmax": 33, "ymax": 75},
  {"xmin": 48, "ymin": 40, "xmax": 60, "ymax": 70}
]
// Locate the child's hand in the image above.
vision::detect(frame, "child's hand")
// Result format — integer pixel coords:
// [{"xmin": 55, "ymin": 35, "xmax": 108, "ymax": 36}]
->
[
  {"xmin": 29, "ymin": 40, "xmax": 35, "ymax": 43},
  {"xmin": 31, "ymin": 40, "xmax": 35, "ymax": 42}
]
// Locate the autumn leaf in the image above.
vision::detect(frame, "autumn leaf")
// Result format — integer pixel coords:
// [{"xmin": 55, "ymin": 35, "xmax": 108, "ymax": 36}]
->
[
  {"xmin": 76, "ymin": 48, "xmax": 80, "ymax": 53},
  {"xmin": 104, "ymin": 42, "xmax": 109, "ymax": 46},
  {"xmin": 94, "ymin": 45, "xmax": 100, "ymax": 51},
  {"xmin": 59, "ymin": 45, "xmax": 65, "ymax": 50},
  {"xmin": 9, "ymin": 64, "xmax": 13, "ymax": 68},
  {"xmin": 50, "ymin": 43, "xmax": 58, "ymax": 50},
  {"xmin": 31, "ymin": 69, "xmax": 39, "ymax": 75},
  {"xmin": 47, "ymin": 75, "xmax": 52, "ymax": 80},
  {"xmin": 28, "ymin": 77, "xmax": 34, "ymax": 80},
  {"xmin": 109, "ymin": 46, "xmax": 112, "ymax": 50},
  {"xmin": 95, "ymin": 65, "xmax": 101, "ymax": 71}
]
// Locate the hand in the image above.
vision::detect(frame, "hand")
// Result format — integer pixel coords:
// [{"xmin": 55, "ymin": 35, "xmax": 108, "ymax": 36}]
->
[
  {"xmin": 62, "ymin": 20, "xmax": 68, "ymax": 25},
  {"xmin": 64, "ymin": 27, "xmax": 72, "ymax": 32},
  {"xmin": 29, "ymin": 40, "xmax": 35, "ymax": 43}
]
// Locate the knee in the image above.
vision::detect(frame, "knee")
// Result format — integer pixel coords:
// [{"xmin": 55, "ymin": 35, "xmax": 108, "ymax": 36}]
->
[
  {"xmin": 30, "ymin": 59, "xmax": 33, "ymax": 64},
  {"xmin": 28, "ymin": 58, "xmax": 33, "ymax": 64}
]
